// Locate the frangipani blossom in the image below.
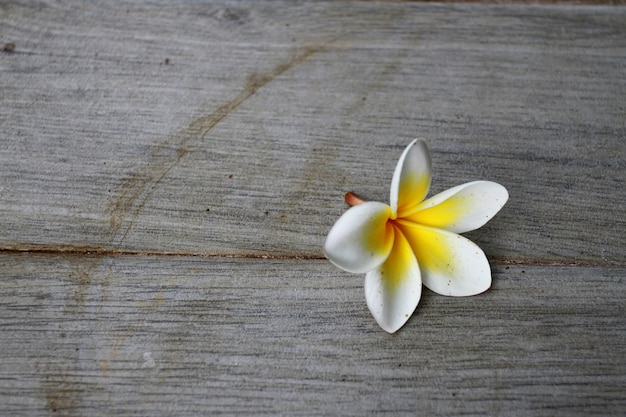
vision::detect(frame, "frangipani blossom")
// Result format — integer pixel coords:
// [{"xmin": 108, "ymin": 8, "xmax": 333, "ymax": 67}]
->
[{"xmin": 324, "ymin": 140, "xmax": 508, "ymax": 333}]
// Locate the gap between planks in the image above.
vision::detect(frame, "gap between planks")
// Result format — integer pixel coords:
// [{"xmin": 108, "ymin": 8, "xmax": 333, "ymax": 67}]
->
[{"xmin": 0, "ymin": 244, "xmax": 623, "ymax": 267}]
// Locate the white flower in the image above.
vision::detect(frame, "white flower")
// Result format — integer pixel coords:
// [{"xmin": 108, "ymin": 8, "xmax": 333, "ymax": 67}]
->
[{"xmin": 324, "ymin": 140, "xmax": 508, "ymax": 333}]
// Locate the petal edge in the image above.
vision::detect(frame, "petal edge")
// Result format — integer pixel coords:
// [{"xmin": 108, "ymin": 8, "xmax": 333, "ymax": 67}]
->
[
  {"xmin": 407, "ymin": 181, "xmax": 508, "ymax": 233},
  {"xmin": 390, "ymin": 139, "xmax": 432, "ymax": 218},
  {"xmin": 324, "ymin": 202, "xmax": 394, "ymax": 274},
  {"xmin": 397, "ymin": 222, "xmax": 491, "ymax": 297},
  {"xmin": 365, "ymin": 226, "xmax": 422, "ymax": 333}
]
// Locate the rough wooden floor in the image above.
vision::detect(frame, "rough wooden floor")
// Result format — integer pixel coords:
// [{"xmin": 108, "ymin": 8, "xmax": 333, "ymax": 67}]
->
[{"xmin": 1, "ymin": 1, "xmax": 624, "ymax": 416}]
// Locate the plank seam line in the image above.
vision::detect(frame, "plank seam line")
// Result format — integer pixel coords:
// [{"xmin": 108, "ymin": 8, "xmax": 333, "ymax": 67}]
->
[{"xmin": 0, "ymin": 247, "xmax": 623, "ymax": 267}]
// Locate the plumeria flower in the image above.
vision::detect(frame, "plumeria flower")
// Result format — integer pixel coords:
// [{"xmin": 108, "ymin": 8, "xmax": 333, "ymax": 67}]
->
[{"xmin": 324, "ymin": 140, "xmax": 508, "ymax": 333}]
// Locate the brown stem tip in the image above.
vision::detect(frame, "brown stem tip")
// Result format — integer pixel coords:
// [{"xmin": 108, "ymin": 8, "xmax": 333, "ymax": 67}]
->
[{"xmin": 345, "ymin": 191, "xmax": 366, "ymax": 206}]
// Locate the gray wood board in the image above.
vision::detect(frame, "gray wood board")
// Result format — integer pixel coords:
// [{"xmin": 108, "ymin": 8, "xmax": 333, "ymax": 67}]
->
[
  {"xmin": 1, "ymin": 1, "xmax": 625, "ymax": 416},
  {"xmin": 1, "ymin": 1, "xmax": 624, "ymax": 262},
  {"xmin": 1, "ymin": 253, "xmax": 624, "ymax": 416}
]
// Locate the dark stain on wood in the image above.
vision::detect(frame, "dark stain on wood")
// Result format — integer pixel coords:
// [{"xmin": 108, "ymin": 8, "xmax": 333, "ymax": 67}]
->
[
  {"xmin": 39, "ymin": 362, "xmax": 82, "ymax": 416},
  {"xmin": 208, "ymin": 7, "xmax": 251, "ymax": 26}
]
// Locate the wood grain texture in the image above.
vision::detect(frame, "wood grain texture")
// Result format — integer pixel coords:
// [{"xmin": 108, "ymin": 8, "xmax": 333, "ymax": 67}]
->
[
  {"xmin": 1, "ymin": 1, "xmax": 625, "ymax": 416},
  {"xmin": 1, "ymin": 253, "xmax": 624, "ymax": 416}
]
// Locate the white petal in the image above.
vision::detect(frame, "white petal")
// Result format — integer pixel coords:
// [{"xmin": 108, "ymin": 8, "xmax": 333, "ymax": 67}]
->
[
  {"xmin": 390, "ymin": 139, "xmax": 432, "ymax": 219},
  {"xmin": 396, "ymin": 222, "xmax": 491, "ymax": 296},
  {"xmin": 365, "ymin": 226, "xmax": 422, "ymax": 333},
  {"xmin": 324, "ymin": 202, "xmax": 394, "ymax": 274},
  {"xmin": 406, "ymin": 181, "xmax": 509, "ymax": 233}
]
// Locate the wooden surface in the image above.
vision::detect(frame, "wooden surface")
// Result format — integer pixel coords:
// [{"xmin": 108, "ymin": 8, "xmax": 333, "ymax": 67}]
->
[{"xmin": 1, "ymin": 1, "xmax": 625, "ymax": 415}]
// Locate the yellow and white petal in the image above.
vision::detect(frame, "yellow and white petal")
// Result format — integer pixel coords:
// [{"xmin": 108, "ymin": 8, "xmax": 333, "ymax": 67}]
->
[
  {"xmin": 396, "ymin": 222, "xmax": 491, "ymax": 297},
  {"xmin": 324, "ymin": 202, "xmax": 394, "ymax": 274},
  {"xmin": 406, "ymin": 181, "xmax": 508, "ymax": 234},
  {"xmin": 390, "ymin": 139, "xmax": 432, "ymax": 219},
  {"xmin": 364, "ymin": 226, "xmax": 422, "ymax": 333}
]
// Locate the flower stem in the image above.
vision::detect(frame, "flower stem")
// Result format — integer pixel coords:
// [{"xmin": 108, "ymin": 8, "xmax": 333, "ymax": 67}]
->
[{"xmin": 344, "ymin": 191, "xmax": 366, "ymax": 206}]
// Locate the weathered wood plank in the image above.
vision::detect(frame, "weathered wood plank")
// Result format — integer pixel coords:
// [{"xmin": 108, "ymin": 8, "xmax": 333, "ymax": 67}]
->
[
  {"xmin": 1, "ymin": 2, "xmax": 625, "ymax": 414},
  {"xmin": 0, "ymin": 253, "xmax": 623, "ymax": 416},
  {"xmin": 1, "ymin": 1, "xmax": 624, "ymax": 262}
]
